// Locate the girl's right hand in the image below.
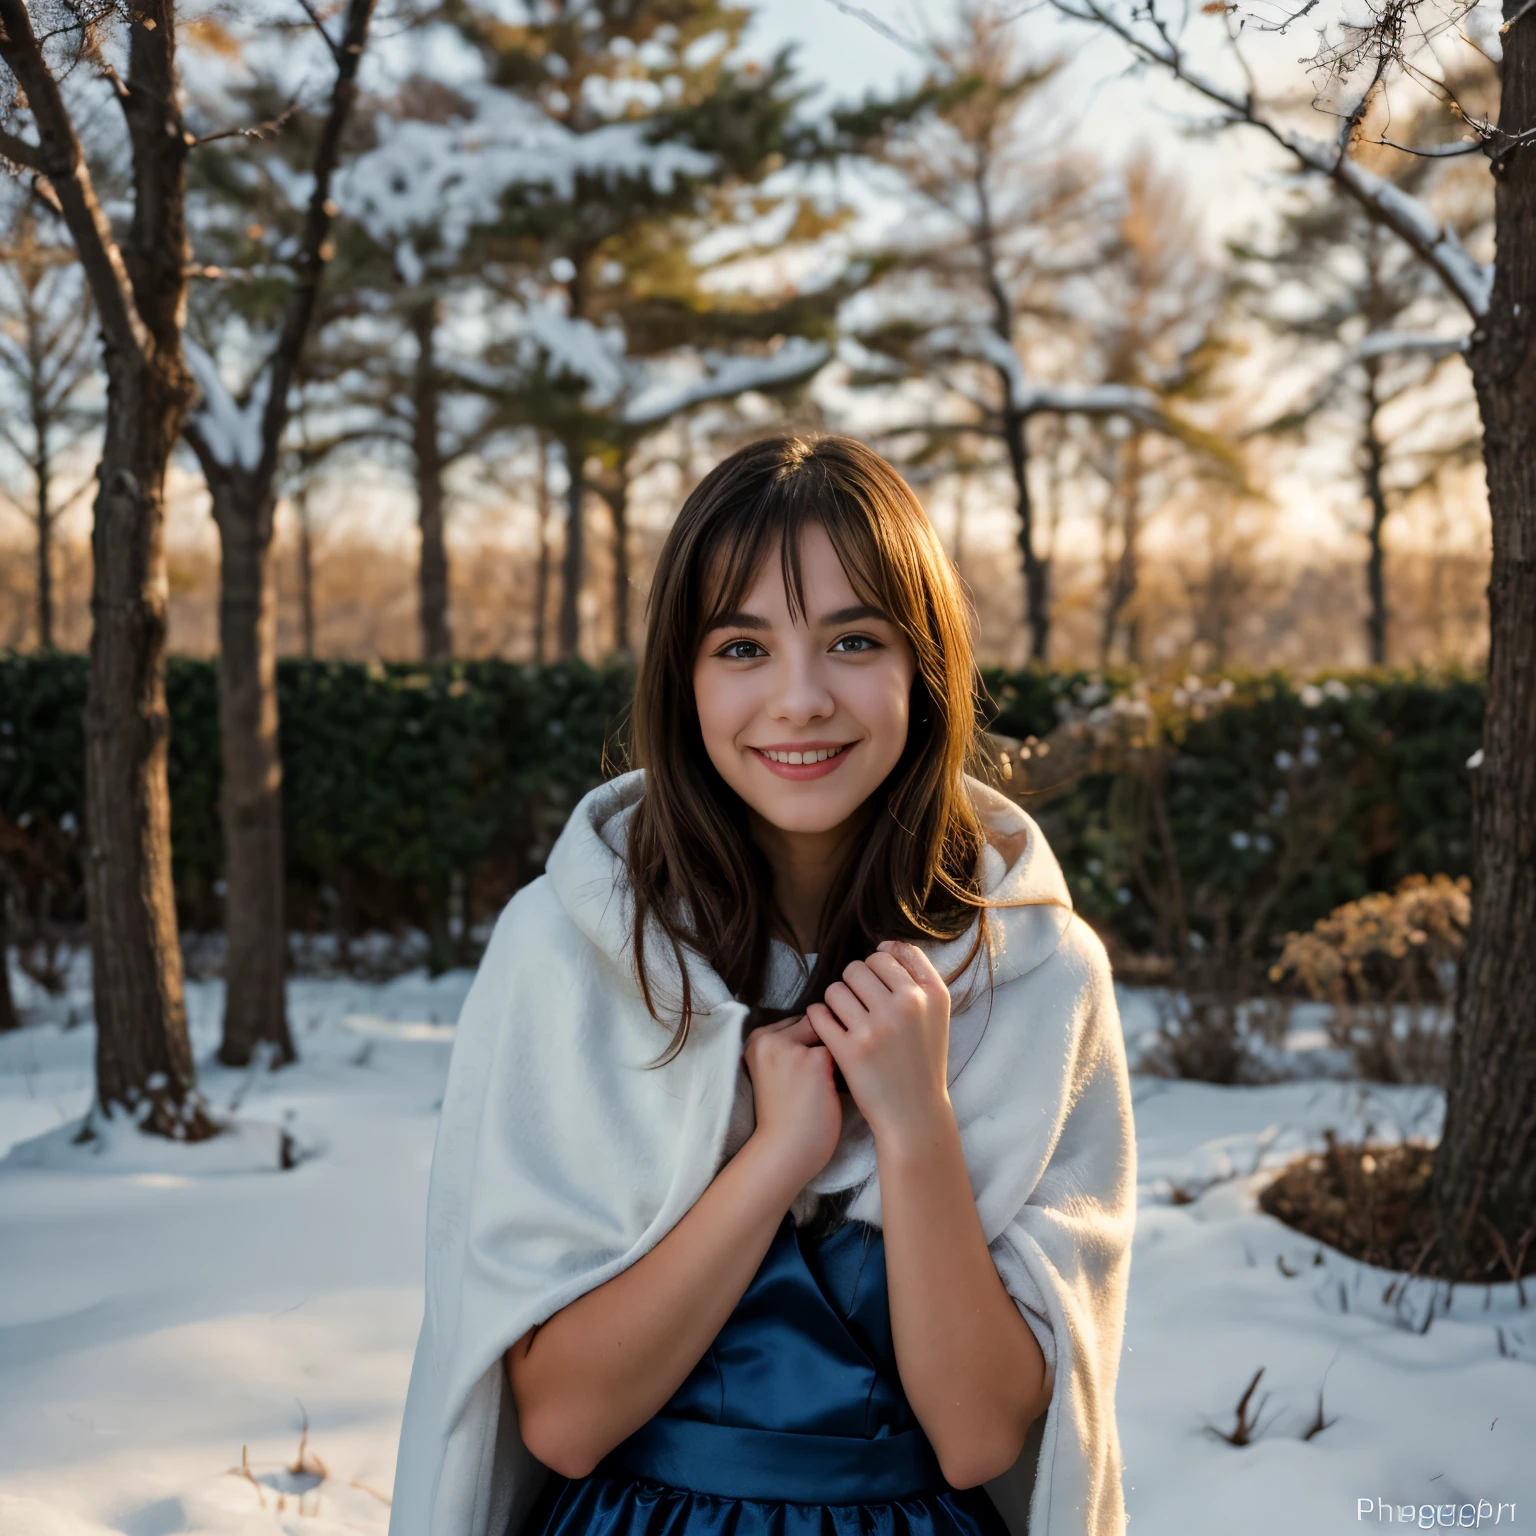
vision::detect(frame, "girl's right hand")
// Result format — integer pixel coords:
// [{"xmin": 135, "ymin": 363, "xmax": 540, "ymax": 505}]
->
[{"xmin": 742, "ymin": 1014, "xmax": 843, "ymax": 1185}]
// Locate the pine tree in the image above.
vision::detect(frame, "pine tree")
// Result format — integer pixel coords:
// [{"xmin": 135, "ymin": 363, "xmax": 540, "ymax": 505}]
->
[{"xmin": 343, "ymin": 0, "xmax": 887, "ymax": 659}]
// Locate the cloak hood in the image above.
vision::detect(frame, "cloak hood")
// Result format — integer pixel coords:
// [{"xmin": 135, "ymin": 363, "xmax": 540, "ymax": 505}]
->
[{"xmin": 546, "ymin": 764, "xmax": 1075, "ymax": 1019}]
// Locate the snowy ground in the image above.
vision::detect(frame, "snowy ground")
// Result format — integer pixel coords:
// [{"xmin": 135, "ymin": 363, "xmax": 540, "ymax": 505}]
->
[{"xmin": 1, "ymin": 956, "xmax": 1530, "ymax": 1536}]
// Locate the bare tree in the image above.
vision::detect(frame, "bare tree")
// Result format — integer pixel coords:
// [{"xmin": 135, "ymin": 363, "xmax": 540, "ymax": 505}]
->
[
  {"xmin": 0, "ymin": 202, "xmax": 99, "ymax": 649},
  {"xmin": 0, "ymin": 0, "xmax": 213, "ymax": 1136},
  {"xmin": 532, "ymin": 431, "xmax": 554, "ymax": 663},
  {"xmin": 847, "ymin": 2, "xmax": 1195, "ymax": 661},
  {"xmin": 180, "ymin": 0, "xmax": 378, "ymax": 1068},
  {"xmin": 1085, "ymin": 153, "xmax": 1232, "ymax": 666},
  {"xmin": 1235, "ymin": 78, "xmax": 1490, "ymax": 664},
  {"xmin": 1049, "ymin": 0, "xmax": 1534, "ymax": 1281}
]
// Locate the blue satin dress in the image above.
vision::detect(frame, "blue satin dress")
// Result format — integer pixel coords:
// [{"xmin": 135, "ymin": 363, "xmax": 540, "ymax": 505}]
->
[{"xmin": 519, "ymin": 1210, "xmax": 1011, "ymax": 1536}]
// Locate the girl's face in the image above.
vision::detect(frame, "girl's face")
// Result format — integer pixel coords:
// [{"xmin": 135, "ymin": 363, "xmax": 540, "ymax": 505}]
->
[{"xmin": 692, "ymin": 522, "xmax": 919, "ymax": 839}]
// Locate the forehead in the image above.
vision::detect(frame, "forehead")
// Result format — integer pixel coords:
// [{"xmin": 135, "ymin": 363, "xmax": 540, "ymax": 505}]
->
[{"xmin": 701, "ymin": 521, "xmax": 860, "ymax": 612}]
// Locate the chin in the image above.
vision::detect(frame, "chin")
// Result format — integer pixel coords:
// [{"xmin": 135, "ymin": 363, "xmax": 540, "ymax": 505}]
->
[{"xmin": 755, "ymin": 784, "xmax": 880, "ymax": 836}]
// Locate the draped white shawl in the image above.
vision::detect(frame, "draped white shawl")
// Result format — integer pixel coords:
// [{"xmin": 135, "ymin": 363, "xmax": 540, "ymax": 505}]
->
[{"xmin": 388, "ymin": 769, "xmax": 1136, "ymax": 1536}]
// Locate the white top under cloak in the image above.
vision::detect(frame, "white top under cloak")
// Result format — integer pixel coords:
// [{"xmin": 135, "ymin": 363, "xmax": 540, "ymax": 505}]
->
[{"xmin": 388, "ymin": 769, "xmax": 1137, "ymax": 1536}]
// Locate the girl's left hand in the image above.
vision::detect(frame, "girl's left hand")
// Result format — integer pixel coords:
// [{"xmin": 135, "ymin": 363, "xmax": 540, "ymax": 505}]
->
[{"xmin": 805, "ymin": 940, "xmax": 952, "ymax": 1147}]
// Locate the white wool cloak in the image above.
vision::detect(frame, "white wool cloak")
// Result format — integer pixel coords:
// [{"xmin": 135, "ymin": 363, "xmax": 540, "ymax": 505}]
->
[{"xmin": 388, "ymin": 768, "xmax": 1136, "ymax": 1536}]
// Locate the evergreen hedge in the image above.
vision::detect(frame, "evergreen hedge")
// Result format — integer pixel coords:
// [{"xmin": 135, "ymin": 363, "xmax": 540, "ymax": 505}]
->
[{"xmin": 0, "ymin": 653, "xmax": 1483, "ymax": 974}]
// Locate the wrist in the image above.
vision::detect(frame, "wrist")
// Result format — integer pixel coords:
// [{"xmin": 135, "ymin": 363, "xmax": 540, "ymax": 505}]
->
[
  {"xmin": 869, "ymin": 1093, "xmax": 959, "ymax": 1168},
  {"xmin": 738, "ymin": 1129, "xmax": 823, "ymax": 1207}
]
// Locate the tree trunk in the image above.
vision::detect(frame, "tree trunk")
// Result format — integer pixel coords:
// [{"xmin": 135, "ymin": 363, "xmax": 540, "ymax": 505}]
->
[
  {"xmin": 31, "ymin": 373, "xmax": 54, "ymax": 650},
  {"xmin": 35, "ymin": 469, "xmax": 53, "ymax": 651},
  {"xmin": 1100, "ymin": 433, "xmax": 1143, "ymax": 667},
  {"xmin": 533, "ymin": 435, "xmax": 551, "ymax": 664},
  {"xmin": 0, "ymin": 880, "xmax": 19, "ymax": 1032},
  {"xmin": 296, "ymin": 479, "xmax": 316, "ymax": 660},
  {"xmin": 411, "ymin": 297, "xmax": 451, "ymax": 663},
  {"xmin": 559, "ymin": 439, "xmax": 586, "ymax": 661},
  {"xmin": 1429, "ymin": 4, "xmax": 1536, "ymax": 1283},
  {"xmin": 1362, "ymin": 365, "xmax": 1390, "ymax": 668},
  {"xmin": 0, "ymin": 0, "xmax": 221, "ymax": 1137},
  {"xmin": 211, "ymin": 479, "xmax": 295, "ymax": 1069},
  {"xmin": 85, "ymin": 349, "xmax": 211, "ymax": 1135},
  {"xmin": 606, "ymin": 452, "xmax": 633, "ymax": 660},
  {"xmin": 1001, "ymin": 406, "xmax": 1049, "ymax": 662}
]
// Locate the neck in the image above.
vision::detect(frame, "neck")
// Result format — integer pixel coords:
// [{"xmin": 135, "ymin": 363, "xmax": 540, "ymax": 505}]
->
[{"xmin": 750, "ymin": 801, "xmax": 874, "ymax": 953}]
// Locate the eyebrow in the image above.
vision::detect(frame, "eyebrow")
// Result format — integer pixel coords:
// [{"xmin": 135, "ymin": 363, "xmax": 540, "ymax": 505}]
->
[{"xmin": 704, "ymin": 604, "xmax": 893, "ymax": 634}]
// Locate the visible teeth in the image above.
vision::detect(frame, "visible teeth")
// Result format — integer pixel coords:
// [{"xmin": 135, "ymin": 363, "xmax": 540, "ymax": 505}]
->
[{"xmin": 762, "ymin": 746, "xmax": 841, "ymax": 764}]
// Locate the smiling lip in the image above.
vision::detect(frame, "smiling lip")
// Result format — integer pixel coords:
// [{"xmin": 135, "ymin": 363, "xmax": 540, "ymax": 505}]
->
[{"xmin": 749, "ymin": 742, "xmax": 856, "ymax": 780}]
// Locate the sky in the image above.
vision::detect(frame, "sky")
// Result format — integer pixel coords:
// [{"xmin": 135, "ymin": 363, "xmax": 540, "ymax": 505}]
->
[
  {"xmin": 740, "ymin": 0, "xmax": 1279, "ymax": 249},
  {"xmin": 143, "ymin": 0, "xmax": 1492, "ymax": 570},
  {"xmin": 741, "ymin": 0, "xmax": 1502, "ymax": 252}
]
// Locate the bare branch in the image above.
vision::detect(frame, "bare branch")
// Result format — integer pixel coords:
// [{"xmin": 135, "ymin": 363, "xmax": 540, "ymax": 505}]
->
[
  {"xmin": 1047, "ymin": 0, "xmax": 1494, "ymax": 319},
  {"xmin": 1243, "ymin": 330, "xmax": 1468, "ymax": 438},
  {"xmin": 294, "ymin": 0, "xmax": 347, "ymax": 68},
  {"xmin": 241, "ymin": 0, "xmax": 377, "ymax": 479},
  {"xmin": 191, "ymin": 98, "xmax": 303, "ymax": 149},
  {"xmin": 1246, "ymin": 0, "xmax": 1322, "ymax": 33},
  {"xmin": 0, "ymin": 127, "xmax": 44, "ymax": 171},
  {"xmin": 818, "ymin": 0, "xmax": 935, "ymax": 64},
  {"xmin": 1364, "ymin": 134, "xmax": 1485, "ymax": 157},
  {"xmin": 0, "ymin": 0, "xmax": 146, "ymax": 361}
]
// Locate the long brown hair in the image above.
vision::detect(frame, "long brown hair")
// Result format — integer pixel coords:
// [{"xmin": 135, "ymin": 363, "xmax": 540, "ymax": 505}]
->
[{"xmin": 624, "ymin": 432, "xmax": 1000, "ymax": 1065}]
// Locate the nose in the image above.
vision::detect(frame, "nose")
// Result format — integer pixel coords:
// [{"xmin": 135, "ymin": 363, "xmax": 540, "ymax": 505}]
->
[{"xmin": 767, "ymin": 647, "xmax": 835, "ymax": 725}]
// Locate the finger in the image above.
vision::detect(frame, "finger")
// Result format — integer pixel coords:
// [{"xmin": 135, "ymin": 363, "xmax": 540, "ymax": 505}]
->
[
  {"xmin": 864, "ymin": 950, "xmax": 918, "ymax": 994},
  {"xmin": 838, "ymin": 958, "xmax": 891, "ymax": 1012},
  {"xmin": 878, "ymin": 939, "xmax": 944, "ymax": 990},
  {"xmin": 777, "ymin": 1015, "xmax": 821, "ymax": 1047},
  {"xmin": 753, "ymin": 1012, "xmax": 807, "ymax": 1036},
  {"xmin": 821, "ymin": 980, "xmax": 869, "ymax": 1028},
  {"xmin": 805, "ymin": 1000, "xmax": 846, "ymax": 1038},
  {"xmin": 804, "ymin": 1002, "xmax": 848, "ymax": 1064}
]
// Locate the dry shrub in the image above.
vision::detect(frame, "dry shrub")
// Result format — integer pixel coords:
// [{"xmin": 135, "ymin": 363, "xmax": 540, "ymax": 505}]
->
[
  {"xmin": 1271, "ymin": 875, "xmax": 1469, "ymax": 1084},
  {"xmin": 1259, "ymin": 1130, "xmax": 1441, "ymax": 1273},
  {"xmin": 1137, "ymin": 981, "xmax": 1293, "ymax": 1084},
  {"xmin": 1261, "ymin": 1128, "xmax": 1536, "ymax": 1285}
]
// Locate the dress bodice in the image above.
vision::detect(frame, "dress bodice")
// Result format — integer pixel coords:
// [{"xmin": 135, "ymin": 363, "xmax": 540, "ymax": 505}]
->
[
  {"xmin": 519, "ymin": 1209, "xmax": 1013, "ymax": 1536},
  {"xmin": 649, "ymin": 1212, "xmax": 915, "ymax": 1440}
]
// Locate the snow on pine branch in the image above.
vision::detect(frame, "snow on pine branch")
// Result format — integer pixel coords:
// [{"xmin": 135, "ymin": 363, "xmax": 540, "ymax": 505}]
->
[
  {"xmin": 502, "ymin": 297, "xmax": 830, "ymax": 422},
  {"xmin": 343, "ymin": 91, "xmax": 716, "ymax": 266},
  {"xmin": 185, "ymin": 340, "xmax": 270, "ymax": 472},
  {"xmin": 520, "ymin": 301, "xmax": 630, "ymax": 405},
  {"xmin": 1356, "ymin": 330, "xmax": 1469, "ymax": 359},
  {"xmin": 622, "ymin": 338, "xmax": 831, "ymax": 425}
]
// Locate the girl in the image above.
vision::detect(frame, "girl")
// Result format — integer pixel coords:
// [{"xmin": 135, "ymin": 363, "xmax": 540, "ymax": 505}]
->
[{"xmin": 389, "ymin": 435, "xmax": 1136, "ymax": 1536}]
